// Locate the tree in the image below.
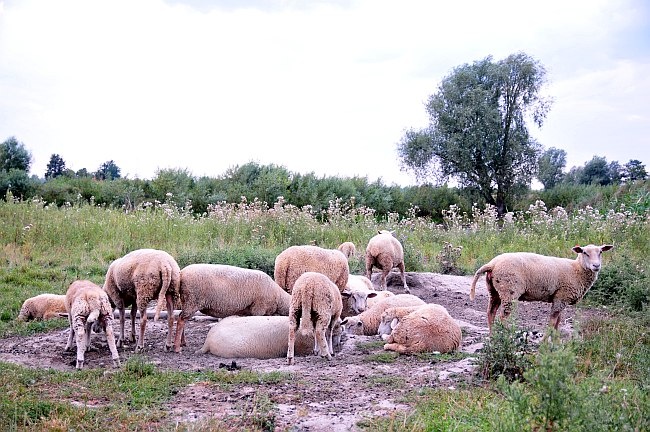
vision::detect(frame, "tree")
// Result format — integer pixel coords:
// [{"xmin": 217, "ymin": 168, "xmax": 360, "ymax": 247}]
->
[
  {"xmin": 607, "ymin": 161, "xmax": 623, "ymax": 184},
  {"xmin": 397, "ymin": 52, "xmax": 551, "ymax": 215},
  {"xmin": 0, "ymin": 136, "xmax": 32, "ymax": 173},
  {"xmin": 45, "ymin": 154, "xmax": 66, "ymax": 179},
  {"xmin": 580, "ymin": 156, "xmax": 611, "ymax": 185},
  {"xmin": 623, "ymin": 159, "xmax": 647, "ymax": 182},
  {"xmin": 537, "ymin": 147, "xmax": 567, "ymax": 189},
  {"xmin": 95, "ymin": 160, "xmax": 121, "ymax": 180}
]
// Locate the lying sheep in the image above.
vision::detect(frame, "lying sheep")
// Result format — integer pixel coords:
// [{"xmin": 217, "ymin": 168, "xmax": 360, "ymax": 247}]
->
[
  {"xmin": 341, "ymin": 275, "xmax": 377, "ymax": 318},
  {"xmin": 378, "ymin": 304, "xmax": 462, "ymax": 354},
  {"xmin": 337, "ymin": 242, "xmax": 356, "ymax": 259},
  {"xmin": 287, "ymin": 272, "xmax": 343, "ymax": 364},
  {"xmin": 17, "ymin": 294, "xmax": 67, "ymax": 321},
  {"xmin": 173, "ymin": 264, "xmax": 292, "ymax": 353},
  {"xmin": 365, "ymin": 230, "xmax": 409, "ymax": 293},
  {"xmin": 366, "ymin": 290, "xmax": 395, "ymax": 309},
  {"xmin": 64, "ymin": 280, "xmax": 120, "ymax": 369},
  {"xmin": 274, "ymin": 245, "xmax": 349, "ymax": 294},
  {"xmin": 196, "ymin": 315, "xmax": 343, "ymax": 359},
  {"xmin": 470, "ymin": 244, "xmax": 614, "ymax": 332},
  {"xmin": 341, "ymin": 293, "xmax": 425, "ymax": 336}
]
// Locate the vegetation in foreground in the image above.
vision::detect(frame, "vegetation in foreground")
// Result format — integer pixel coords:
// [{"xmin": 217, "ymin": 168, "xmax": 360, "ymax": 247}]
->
[{"xmin": 0, "ymin": 184, "xmax": 648, "ymax": 430}]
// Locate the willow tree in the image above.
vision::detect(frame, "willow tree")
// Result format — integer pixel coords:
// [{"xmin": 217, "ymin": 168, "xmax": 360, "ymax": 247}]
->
[{"xmin": 397, "ymin": 52, "xmax": 551, "ymax": 215}]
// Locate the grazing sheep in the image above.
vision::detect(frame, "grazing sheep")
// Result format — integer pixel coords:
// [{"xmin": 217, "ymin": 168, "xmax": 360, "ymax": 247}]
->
[
  {"xmin": 103, "ymin": 248, "xmax": 181, "ymax": 352},
  {"xmin": 275, "ymin": 245, "xmax": 350, "ymax": 294},
  {"xmin": 173, "ymin": 264, "xmax": 292, "ymax": 353},
  {"xmin": 366, "ymin": 290, "xmax": 395, "ymax": 309},
  {"xmin": 378, "ymin": 304, "xmax": 462, "ymax": 354},
  {"xmin": 365, "ymin": 230, "xmax": 409, "ymax": 293},
  {"xmin": 64, "ymin": 280, "xmax": 120, "ymax": 369},
  {"xmin": 287, "ymin": 272, "xmax": 343, "ymax": 365},
  {"xmin": 337, "ymin": 242, "xmax": 357, "ymax": 259},
  {"xmin": 470, "ymin": 244, "xmax": 614, "ymax": 332},
  {"xmin": 341, "ymin": 294, "xmax": 425, "ymax": 336},
  {"xmin": 341, "ymin": 275, "xmax": 377, "ymax": 318},
  {"xmin": 17, "ymin": 294, "xmax": 67, "ymax": 321},
  {"xmin": 196, "ymin": 315, "xmax": 343, "ymax": 359}
]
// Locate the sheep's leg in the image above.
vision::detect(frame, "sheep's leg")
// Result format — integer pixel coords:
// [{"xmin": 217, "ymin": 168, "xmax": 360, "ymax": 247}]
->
[
  {"xmin": 486, "ymin": 288, "xmax": 501, "ymax": 333},
  {"xmin": 65, "ymin": 316, "xmax": 75, "ymax": 351},
  {"xmin": 73, "ymin": 315, "xmax": 87, "ymax": 369},
  {"xmin": 287, "ymin": 312, "xmax": 299, "ymax": 365},
  {"xmin": 135, "ymin": 299, "xmax": 149, "ymax": 353},
  {"xmin": 500, "ymin": 300, "xmax": 514, "ymax": 322},
  {"xmin": 164, "ymin": 294, "xmax": 175, "ymax": 352},
  {"xmin": 326, "ymin": 318, "xmax": 336, "ymax": 356},
  {"xmin": 314, "ymin": 317, "xmax": 332, "ymax": 360},
  {"xmin": 116, "ymin": 305, "xmax": 125, "ymax": 348},
  {"xmin": 173, "ymin": 311, "xmax": 194, "ymax": 353},
  {"xmin": 84, "ymin": 321, "xmax": 93, "ymax": 351},
  {"xmin": 364, "ymin": 258, "xmax": 374, "ymax": 282},
  {"xmin": 397, "ymin": 262, "xmax": 409, "ymax": 293},
  {"xmin": 103, "ymin": 319, "xmax": 121, "ymax": 368},
  {"xmin": 380, "ymin": 269, "xmax": 390, "ymax": 291},
  {"xmin": 129, "ymin": 304, "xmax": 137, "ymax": 344}
]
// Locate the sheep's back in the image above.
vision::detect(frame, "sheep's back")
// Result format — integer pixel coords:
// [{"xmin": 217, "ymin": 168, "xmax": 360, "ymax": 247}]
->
[{"xmin": 275, "ymin": 245, "xmax": 349, "ymax": 293}]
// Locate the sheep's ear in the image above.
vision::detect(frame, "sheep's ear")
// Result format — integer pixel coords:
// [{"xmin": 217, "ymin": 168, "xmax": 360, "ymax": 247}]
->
[
  {"xmin": 341, "ymin": 290, "xmax": 351, "ymax": 298},
  {"xmin": 572, "ymin": 245, "xmax": 583, "ymax": 254},
  {"xmin": 366, "ymin": 292, "xmax": 377, "ymax": 298},
  {"xmin": 341, "ymin": 318, "xmax": 348, "ymax": 325},
  {"xmin": 377, "ymin": 230, "xmax": 382, "ymax": 235},
  {"xmin": 601, "ymin": 244, "xmax": 614, "ymax": 252},
  {"xmin": 57, "ymin": 312, "xmax": 69, "ymax": 318},
  {"xmin": 390, "ymin": 318, "xmax": 399, "ymax": 330}
]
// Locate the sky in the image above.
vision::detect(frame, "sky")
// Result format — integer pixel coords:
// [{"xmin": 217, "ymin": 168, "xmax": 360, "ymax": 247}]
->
[{"xmin": 1, "ymin": 0, "xmax": 649, "ymax": 187}]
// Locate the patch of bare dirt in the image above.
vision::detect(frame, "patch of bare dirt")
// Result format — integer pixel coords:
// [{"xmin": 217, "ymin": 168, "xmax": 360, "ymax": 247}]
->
[{"xmin": 0, "ymin": 272, "xmax": 604, "ymax": 431}]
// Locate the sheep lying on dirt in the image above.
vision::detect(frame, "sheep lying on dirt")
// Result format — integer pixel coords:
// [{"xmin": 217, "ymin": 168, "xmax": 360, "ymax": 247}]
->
[
  {"xmin": 196, "ymin": 315, "xmax": 343, "ymax": 359},
  {"xmin": 365, "ymin": 230, "xmax": 409, "ymax": 293},
  {"xmin": 173, "ymin": 264, "xmax": 292, "ymax": 353},
  {"xmin": 337, "ymin": 242, "xmax": 356, "ymax": 259},
  {"xmin": 103, "ymin": 248, "xmax": 181, "ymax": 352},
  {"xmin": 367, "ymin": 290, "xmax": 395, "ymax": 309},
  {"xmin": 274, "ymin": 245, "xmax": 349, "ymax": 293},
  {"xmin": 378, "ymin": 304, "xmax": 462, "ymax": 354},
  {"xmin": 341, "ymin": 294, "xmax": 425, "ymax": 336},
  {"xmin": 470, "ymin": 244, "xmax": 614, "ymax": 332},
  {"xmin": 287, "ymin": 272, "xmax": 343, "ymax": 365},
  {"xmin": 17, "ymin": 294, "xmax": 67, "ymax": 321},
  {"xmin": 341, "ymin": 275, "xmax": 377, "ymax": 318},
  {"xmin": 64, "ymin": 280, "xmax": 120, "ymax": 369}
]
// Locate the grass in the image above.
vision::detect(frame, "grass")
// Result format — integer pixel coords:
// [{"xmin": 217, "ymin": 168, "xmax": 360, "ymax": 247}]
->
[{"xmin": 0, "ymin": 193, "xmax": 648, "ymax": 430}]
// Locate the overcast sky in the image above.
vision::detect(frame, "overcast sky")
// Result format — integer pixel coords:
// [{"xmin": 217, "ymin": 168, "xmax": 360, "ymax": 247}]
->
[{"xmin": 1, "ymin": 0, "xmax": 648, "ymax": 186}]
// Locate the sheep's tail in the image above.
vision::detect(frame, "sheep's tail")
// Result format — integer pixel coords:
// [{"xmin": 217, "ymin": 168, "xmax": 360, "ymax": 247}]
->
[
  {"xmin": 154, "ymin": 264, "xmax": 173, "ymax": 322},
  {"xmin": 298, "ymin": 292, "xmax": 314, "ymax": 335},
  {"xmin": 87, "ymin": 308, "xmax": 100, "ymax": 323},
  {"xmin": 470, "ymin": 263, "xmax": 493, "ymax": 301}
]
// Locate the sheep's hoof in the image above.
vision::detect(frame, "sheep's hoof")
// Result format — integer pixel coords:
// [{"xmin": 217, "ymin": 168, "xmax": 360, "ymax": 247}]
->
[
  {"xmin": 173, "ymin": 347, "xmax": 182, "ymax": 354},
  {"xmin": 134, "ymin": 345, "xmax": 144, "ymax": 353},
  {"xmin": 287, "ymin": 357, "xmax": 294, "ymax": 365},
  {"xmin": 112, "ymin": 358, "xmax": 121, "ymax": 368},
  {"xmin": 75, "ymin": 360, "xmax": 84, "ymax": 369}
]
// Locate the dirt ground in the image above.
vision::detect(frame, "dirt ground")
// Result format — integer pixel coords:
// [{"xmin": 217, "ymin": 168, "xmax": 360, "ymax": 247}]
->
[{"xmin": 0, "ymin": 272, "xmax": 596, "ymax": 431}]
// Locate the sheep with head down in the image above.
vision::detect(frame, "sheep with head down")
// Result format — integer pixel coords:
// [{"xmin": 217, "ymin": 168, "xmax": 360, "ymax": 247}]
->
[
  {"xmin": 18, "ymin": 294, "xmax": 67, "ymax": 321},
  {"xmin": 365, "ymin": 230, "xmax": 409, "ymax": 293},
  {"xmin": 274, "ymin": 245, "xmax": 349, "ymax": 294},
  {"xmin": 341, "ymin": 293, "xmax": 425, "ymax": 336},
  {"xmin": 337, "ymin": 242, "xmax": 356, "ymax": 259},
  {"xmin": 470, "ymin": 244, "xmax": 614, "ymax": 333}
]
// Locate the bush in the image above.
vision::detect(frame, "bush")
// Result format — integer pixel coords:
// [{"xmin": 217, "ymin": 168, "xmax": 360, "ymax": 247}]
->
[
  {"xmin": 478, "ymin": 317, "xmax": 534, "ymax": 382},
  {"xmin": 588, "ymin": 257, "xmax": 649, "ymax": 311}
]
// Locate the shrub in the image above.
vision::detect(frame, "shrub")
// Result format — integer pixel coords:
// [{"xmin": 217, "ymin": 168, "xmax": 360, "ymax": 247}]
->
[{"xmin": 477, "ymin": 317, "xmax": 534, "ymax": 382}]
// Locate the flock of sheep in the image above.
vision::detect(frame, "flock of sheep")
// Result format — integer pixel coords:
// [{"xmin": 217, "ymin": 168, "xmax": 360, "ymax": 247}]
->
[{"xmin": 16, "ymin": 228, "xmax": 613, "ymax": 370}]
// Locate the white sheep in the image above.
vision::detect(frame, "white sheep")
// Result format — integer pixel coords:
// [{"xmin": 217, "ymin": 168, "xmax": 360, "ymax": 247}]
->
[
  {"xmin": 378, "ymin": 304, "xmax": 462, "ymax": 354},
  {"xmin": 274, "ymin": 245, "xmax": 349, "ymax": 294},
  {"xmin": 64, "ymin": 280, "xmax": 120, "ymax": 369},
  {"xmin": 470, "ymin": 244, "xmax": 614, "ymax": 332},
  {"xmin": 341, "ymin": 275, "xmax": 377, "ymax": 318},
  {"xmin": 17, "ymin": 294, "xmax": 67, "ymax": 321},
  {"xmin": 366, "ymin": 290, "xmax": 395, "ymax": 309},
  {"xmin": 173, "ymin": 264, "xmax": 292, "ymax": 353},
  {"xmin": 196, "ymin": 315, "xmax": 343, "ymax": 359},
  {"xmin": 103, "ymin": 248, "xmax": 181, "ymax": 352},
  {"xmin": 341, "ymin": 293, "xmax": 425, "ymax": 336},
  {"xmin": 365, "ymin": 230, "xmax": 409, "ymax": 293},
  {"xmin": 337, "ymin": 242, "xmax": 357, "ymax": 259},
  {"xmin": 287, "ymin": 272, "xmax": 343, "ymax": 365}
]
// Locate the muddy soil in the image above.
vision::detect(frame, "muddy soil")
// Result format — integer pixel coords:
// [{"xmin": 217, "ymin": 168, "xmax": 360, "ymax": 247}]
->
[{"xmin": 0, "ymin": 272, "xmax": 598, "ymax": 431}]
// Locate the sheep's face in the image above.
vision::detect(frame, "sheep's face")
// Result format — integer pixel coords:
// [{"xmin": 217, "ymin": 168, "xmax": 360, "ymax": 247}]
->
[
  {"xmin": 573, "ymin": 244, "xmax": 614, "ymax": 272},
  {"xmin": 342, "ymin": 290, "xmax": 377, "ymax": 315},
  {"xmin": 341, "ymin": 317, "xmax": 365, "ymax": 335}
]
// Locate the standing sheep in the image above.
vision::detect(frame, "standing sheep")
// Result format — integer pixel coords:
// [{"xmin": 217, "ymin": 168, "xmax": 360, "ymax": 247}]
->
[
  {"xmin": 287, "ymin": 272, "xmax": 343, "ymax": 365},
  {"xmin": 196, "ymin": 315, "xmax": 343, "ymax": 359},
  {"xmin": 470, "ymin": 244, "xmax": 614, "ymax": 332},
  {"xmin": 341, "ymin": 294, "xmax": 425, "ymax": 336},
  {"xmin": 337, "ymin": 242, "xmax": 357, "ymax": 259},
  {"xmin": 103, "ymin": 248, "xmax": 181, "ymax": 352},
  {"xmin": 365, "ymin": 230, "xmax": 409, "ymax": 293},
  {"xmin": 378, "ymin": 304, "xmax": 462, "ymax": 354},
  {"xmin": 173, "ymin": 264, "xmax": 292, "ymax": 353},
  {"xmin": 64, "ymin": 280, "xmax": 120, "ymax": 369},
  {"xmin": 274, "ymin": 245, "xmax": 349, "ymax": 293},
  {"xmin": 17, "ymin": 294, "xmax": 67, "ymax": 321}
]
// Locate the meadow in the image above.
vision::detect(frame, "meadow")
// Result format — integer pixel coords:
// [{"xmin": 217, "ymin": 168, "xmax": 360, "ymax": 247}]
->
[{"xmin": 0, "ymin": 189, "xmax": 648, "ymax": 431}]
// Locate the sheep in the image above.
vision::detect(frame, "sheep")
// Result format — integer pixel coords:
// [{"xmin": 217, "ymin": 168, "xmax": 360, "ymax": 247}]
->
[
  {"xmin": 470, "ymin": 244, "xmax": 614, "ymax": 332},
  {"xmin": 64, "ymin": 280, "xmax": 120, "ymax": 369},
  {"xmin": 195, "ymin": 315, "xmax": 343, "ymax": 359},
  {"xmin": 17, "ymin": 294, "xmax": 67, "ymax": 321},
  {"xmin": 337, "ymin": 242, "xmax": 357, "ymax": 259},
  {"xmin": 341, "ymin": 275, "xmax": 377, "ymax": 318},
  {"xmin": 274, "ymin": 245, "xmax": 349, "ymax": 294},
  {"xmin": 365, "ymin": 230, "xmax": 409, "ymax": 293},
  {"xmin": 378, "ymin": 304, "xmax": 462, "ymax": 354},
  {"xmin": 102, "ymin": 248, "xmax": 181, "ymax": 352},
  {"xmin": 341, "ymin": 294, "xmax": 425, "ymax": 336},
  {"xmin": 366, "ymin": 290, "xmax": 395, "ymax": 309},
  {"xmin": 173, "ymin": 264, "xmax": 292, "ymax": 353},
  {"xmin": 287, "ymin": 272, "xmax": 343, "ymax": 365}
]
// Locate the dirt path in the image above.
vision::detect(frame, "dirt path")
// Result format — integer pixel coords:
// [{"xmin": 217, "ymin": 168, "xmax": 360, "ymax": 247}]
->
[{"xmin": 0, "ymin": 272, "xmax": 590, "ymax": 431}]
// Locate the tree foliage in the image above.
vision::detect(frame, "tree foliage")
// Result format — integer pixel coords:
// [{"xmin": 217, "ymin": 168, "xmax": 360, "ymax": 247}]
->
[
  {"xmin": 95, "ymin": 160, "xmax": 121, "ymax": 180},
  {"xmin": 0, "ymin": 136, "xmax": 32, "ymax": 173},
  {"xmin": 537, "ymin": 147, "xmax": 566, "ymax": 189},
  {"xmin": 397, "ymin": 52, "xmax": 551, "ymax": 214},
  {"xmin": 623, "ymin": 159, "xmax": 647, "ymax": 182},
  {"xmin": 45, "ymin": 154, "xmax": 66, "ymax": 179}
]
